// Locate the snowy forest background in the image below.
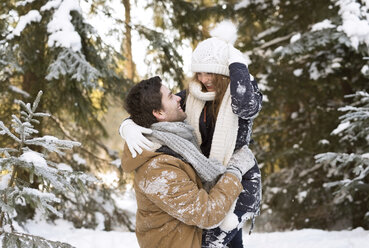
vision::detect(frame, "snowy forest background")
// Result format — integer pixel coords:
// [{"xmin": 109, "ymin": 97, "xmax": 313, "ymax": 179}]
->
[{"xmin": 0, "ymin": 0, "xmax": 368, "ymax": 247}]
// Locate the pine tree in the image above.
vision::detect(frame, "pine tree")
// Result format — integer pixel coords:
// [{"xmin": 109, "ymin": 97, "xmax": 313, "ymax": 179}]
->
[
  {"xmin": 315, "ymin": 91, "xmax": 369, "ymax": 227},
  {"xmin": 0, "ymin": 0, "xmax": 171, "ymax": 233},
  {"xmin": 0, "ymin": 0, "xmax": 130, "ymax": 161},
  {"xmin": 224, "ymin": 0, "xmax": 369, "ymax": 230},
  {"xmin": 0, "ymin": 91, "xmax": 95, "ymax": 247}
]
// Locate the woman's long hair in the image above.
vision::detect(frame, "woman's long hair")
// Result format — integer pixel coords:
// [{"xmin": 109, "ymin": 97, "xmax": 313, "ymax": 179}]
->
[{"xmin": 193, "ymin": 73, "xmax": 230, "ymax": 124}]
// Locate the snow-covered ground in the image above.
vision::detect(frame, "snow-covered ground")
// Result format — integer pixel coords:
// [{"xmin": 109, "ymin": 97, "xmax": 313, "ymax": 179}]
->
[{"xmin": 4, "ymin": 219, "xmax": 367, "ymax": 248}]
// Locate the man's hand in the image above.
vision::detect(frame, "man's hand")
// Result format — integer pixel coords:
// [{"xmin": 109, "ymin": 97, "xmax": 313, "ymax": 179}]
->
[{"xmin": 119, "ymin": 119, "xmax": 154, "ymax": 158}]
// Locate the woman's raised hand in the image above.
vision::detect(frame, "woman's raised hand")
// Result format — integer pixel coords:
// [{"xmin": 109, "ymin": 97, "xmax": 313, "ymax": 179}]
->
[
  {"xmin": 119, "ymin": 119, "xmax": 154, "ymax": 158},
  {"xmin": 228, "ymin": 44, "xmax": 248, "ymax": 66}
]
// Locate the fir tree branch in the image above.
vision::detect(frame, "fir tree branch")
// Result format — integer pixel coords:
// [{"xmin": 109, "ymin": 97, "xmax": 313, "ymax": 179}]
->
[
  {"xmin": 49, "ymin": 115, "xmax": 112, "ymax": 164},
  {"xmin": 0, "ymin": 121, "xmax": 21, "ymax": 143},
  {"xmin": 16, "ymin": 100, "xmax": 33, "ymax": 116},
  {"xmin": 0, "ymin": 148, "xmax": 18, "ymax": 156},
  {"xmin": 0, "ymin": 231, "xmax": 75, "ymax": 248},
  {"xmin": 0, "ymin": 165, "xmax": 17, "ymax": 229},
  {"xmin": 31, "ymin": 90, "xmax": 43, "ymax": 113},
  {"xmin": 254, "ymin": 32, "xmax": 297, "ymax": 51}
]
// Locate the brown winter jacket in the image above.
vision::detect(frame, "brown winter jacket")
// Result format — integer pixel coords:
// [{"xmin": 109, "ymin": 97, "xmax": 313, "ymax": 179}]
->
[{"xmin": 121, "ymin": 144, "xmax": 243, "ymax": 248}]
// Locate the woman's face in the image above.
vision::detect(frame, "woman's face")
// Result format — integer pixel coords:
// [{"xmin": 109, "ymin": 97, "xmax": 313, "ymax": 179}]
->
[{"xmin": 197, "ymin": 72, "xmax": 216, "ymax": 92}]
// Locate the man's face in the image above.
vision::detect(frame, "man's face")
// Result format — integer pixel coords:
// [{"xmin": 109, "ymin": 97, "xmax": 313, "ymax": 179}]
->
[{"xmin": 154, "ymin": 85, "xmax": 187, "ymax": 122}]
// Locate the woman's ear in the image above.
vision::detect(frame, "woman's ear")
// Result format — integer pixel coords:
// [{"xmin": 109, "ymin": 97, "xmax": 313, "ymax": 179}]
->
[{"xmin": 153, "ymin": 109, "xmax": 165, "ymax": 121}]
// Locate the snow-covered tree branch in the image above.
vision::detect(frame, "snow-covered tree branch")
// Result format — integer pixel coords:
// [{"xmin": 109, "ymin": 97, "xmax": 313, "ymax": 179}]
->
[
  {"xmin": 315, "ymin": 91, "xmax": 369, "ymax": 209},
  {"xmin": 0, "ymin": 91, "xmax": 96, "ymax": 247}
]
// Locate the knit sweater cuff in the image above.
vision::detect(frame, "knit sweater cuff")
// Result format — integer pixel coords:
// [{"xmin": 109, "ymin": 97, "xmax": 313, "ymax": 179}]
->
[{"xmin": 226, "ymin": 167, "xmax": 242, "ymax": 181}]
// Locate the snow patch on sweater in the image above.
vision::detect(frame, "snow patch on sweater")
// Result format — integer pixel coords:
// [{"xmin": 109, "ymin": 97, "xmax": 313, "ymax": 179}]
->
[
  {"xmin": 141, "ymin": 170, "xmax": 177, "ymax": 195},
  {"xmin": 236, "ymin": 81, "xmax": 247, "ymax": 95}
]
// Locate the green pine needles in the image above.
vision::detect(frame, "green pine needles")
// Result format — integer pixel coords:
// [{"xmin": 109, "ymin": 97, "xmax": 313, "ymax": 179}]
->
[
  {"xmin": 0, "ymin": 91, "xmax": 95, "ymax": 248},
  {"xmin": 1, "ymin": 231, "xmax": 75, "ymax": 248},
  {"xmin": 315, "ymin": 91, "xmax": 369, "ymax": 214}
]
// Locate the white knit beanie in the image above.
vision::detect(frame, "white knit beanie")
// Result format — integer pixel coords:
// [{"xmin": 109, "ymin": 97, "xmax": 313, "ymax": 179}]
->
[{"xmin": 191, "ymin": 37, "xmax": 229, "ymax": 76}]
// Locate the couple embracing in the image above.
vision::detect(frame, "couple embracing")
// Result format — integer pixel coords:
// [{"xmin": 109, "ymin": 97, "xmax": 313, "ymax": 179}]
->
[{"xmin": 119, "ymin": 36, "xmax": 263, "ymax": 248}]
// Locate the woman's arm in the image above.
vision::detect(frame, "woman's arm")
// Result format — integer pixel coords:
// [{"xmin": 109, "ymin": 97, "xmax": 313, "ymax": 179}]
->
[
  {"xmin": 118, "ymin": 118, "xmax": 154, "ymax": 157},
  {"xmin": 228, "ymin": 45, "xmax": 263, "ymax": 120},
  {"xmin": 176, "ymin": 90, "xmax": 187, "ymax": 111}
]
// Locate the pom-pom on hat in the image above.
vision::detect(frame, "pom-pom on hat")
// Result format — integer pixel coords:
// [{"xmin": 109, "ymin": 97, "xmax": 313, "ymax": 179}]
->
[{"xmin": 191, "ymin": 20, "xmax": 238, "ymax": 77}]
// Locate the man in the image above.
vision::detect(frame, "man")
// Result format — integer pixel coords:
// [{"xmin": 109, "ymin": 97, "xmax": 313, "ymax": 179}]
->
[{"xmin": 121, "ymin": 76, "xmax": 253, "ymax": 248}]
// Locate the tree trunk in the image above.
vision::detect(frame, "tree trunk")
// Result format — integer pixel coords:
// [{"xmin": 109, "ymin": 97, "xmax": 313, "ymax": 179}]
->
[{"xmin": 122, "ymin": 0, "xmax": 136, "ymax": 81}]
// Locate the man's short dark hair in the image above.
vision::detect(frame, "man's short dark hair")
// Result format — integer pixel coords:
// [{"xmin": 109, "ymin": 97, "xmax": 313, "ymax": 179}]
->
[{"xmin": 124, "ymin": 76, "xmax": 162, "ymax": 128}]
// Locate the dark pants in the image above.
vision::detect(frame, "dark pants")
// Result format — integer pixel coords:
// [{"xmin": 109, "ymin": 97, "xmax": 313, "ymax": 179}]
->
[
  {"xmin": 228, "ymin": 229, "xmax": 243, "ymax": 248},
  {"xmin": 201, "ymin": 210, "xmax": 245, "ymax": 248}
]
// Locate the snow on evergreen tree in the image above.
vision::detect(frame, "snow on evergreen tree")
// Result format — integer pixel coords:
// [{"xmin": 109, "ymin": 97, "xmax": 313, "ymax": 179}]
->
[
  {"xmin": 0, "ymin": 0, "xmax": 129, "ymax": 146},
  {"xmin": 0, "ymin": 0, "xmax": 148, "ymax": 233},
  {"xmin": 4, "ymin": 0, "xmax": 100, "ymax": 88},
  {"xmin": 1, "ymin": 232, "xmax": 74, "ymax": 248},
  {"xmin": 275, "ymin": 0, "xmax": 369, "ymax": 79},
  {"xmin": 0, "ymin": 91, "xmax": 95, "ymax": 247},
  {"xmin": 315, "ymin": 91, "xmax": 369, "ymax": 222},
  {"xmin": 225, "ymin": 0, "xmax": 369, "ymax": 230}
]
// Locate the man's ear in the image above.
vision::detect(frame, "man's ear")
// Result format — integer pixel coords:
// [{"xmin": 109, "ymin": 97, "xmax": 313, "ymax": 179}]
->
[{"xmin": 153, "ymin": 109, "xmax": 165, "ymax": 121}]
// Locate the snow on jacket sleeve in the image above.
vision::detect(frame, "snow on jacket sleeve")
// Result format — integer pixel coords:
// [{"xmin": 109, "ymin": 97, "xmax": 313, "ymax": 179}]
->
[
  {"xmin": 137, "ymin": 156, "xmax": 243, "ymax": 229},
  {"xmin": 229, "ymin": 62, "xmax": 263, "ymax": 120}
]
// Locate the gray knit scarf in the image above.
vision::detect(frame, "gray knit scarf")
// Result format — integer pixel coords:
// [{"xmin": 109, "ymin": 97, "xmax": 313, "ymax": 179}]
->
[{"xmin": 148, "ymin": 121, "xmax": 226, "ymax": 183}]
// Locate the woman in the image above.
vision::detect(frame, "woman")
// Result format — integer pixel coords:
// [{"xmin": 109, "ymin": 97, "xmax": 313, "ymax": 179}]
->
[{"xmin": 120, "ymin": 37, "xmax": 262, "ymax": 248}]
